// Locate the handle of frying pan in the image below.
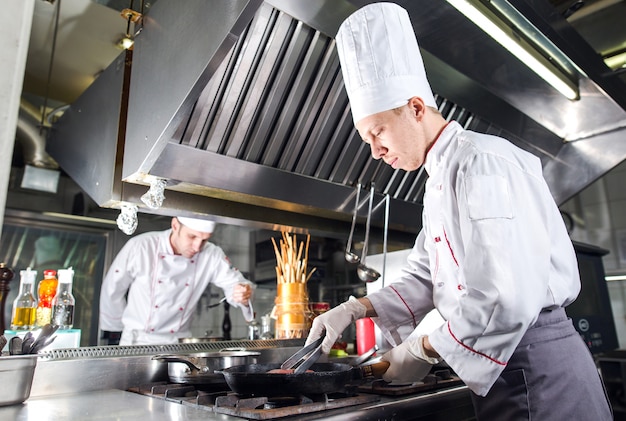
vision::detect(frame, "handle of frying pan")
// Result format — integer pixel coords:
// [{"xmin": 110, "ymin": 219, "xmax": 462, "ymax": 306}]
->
[
  {"xmin": 352, "ymin": 344, "xmax": 378, "ymax": 366},
  {"xmin": 356, "ymin": 361, "xmax": 390, "ymax": 380},
  {"xmin": 152, "ymin": 355, "xmax": 201, "ymax": 372}
]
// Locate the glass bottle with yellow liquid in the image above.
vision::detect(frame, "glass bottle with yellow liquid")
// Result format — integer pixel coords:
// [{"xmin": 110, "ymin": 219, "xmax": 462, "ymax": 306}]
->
[
  {"xmin": 36, "ymin": 269, "xmax": 58, "ymax": 327},
  {"xmin": 10, "ymin": 267, "xmax": 38, "ymax": 330}
]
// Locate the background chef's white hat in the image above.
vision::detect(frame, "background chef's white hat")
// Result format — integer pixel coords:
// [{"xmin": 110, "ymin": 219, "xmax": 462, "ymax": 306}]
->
[
  {"xmin": 336, "ymin": 2, "xmax": 437, "ymax": 124},
  {"xmin": 177, "ymin": 216, "xmax": 216, "ymax": 233}
]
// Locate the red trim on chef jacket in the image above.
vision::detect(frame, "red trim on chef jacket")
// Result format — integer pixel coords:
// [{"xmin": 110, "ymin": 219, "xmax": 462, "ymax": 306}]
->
[
  {"xmin": 433, "ymin": 237, "xmax": 440, "ymax": 282},
  {"xmin": 446, "ymin": 321, "xmax": 506, "ymax": 366},
  {"xmin": 442, "ymin": 228, "xmax": 459, "ymax": 267},
  {"xmin": 425, "ymin": 120, "xmax": 454, "ymax": 156},
  {"xmin": 390, "ymin": 285, "xmax": 417, "ymax": 328}
]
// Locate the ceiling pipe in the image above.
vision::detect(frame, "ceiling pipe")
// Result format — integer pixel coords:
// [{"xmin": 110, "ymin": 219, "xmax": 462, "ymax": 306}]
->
[{"xmin": 15, "ymin": 102, "xmax": 59, "ymax": 169}]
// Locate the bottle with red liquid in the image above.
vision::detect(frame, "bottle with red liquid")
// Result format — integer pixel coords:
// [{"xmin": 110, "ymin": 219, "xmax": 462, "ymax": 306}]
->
[{"xmin": 36, "ymin": 269, "xmax": 58, "ymax": 327}]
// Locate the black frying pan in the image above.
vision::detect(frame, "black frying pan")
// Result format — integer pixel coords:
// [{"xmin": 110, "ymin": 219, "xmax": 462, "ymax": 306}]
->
[{"xmin": 217, "ymin": 361, "xmax": 389, "ymax": 396}]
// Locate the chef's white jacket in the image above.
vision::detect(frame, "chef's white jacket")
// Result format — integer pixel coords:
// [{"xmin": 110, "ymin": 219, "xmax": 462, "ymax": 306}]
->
[
  {"xmin": 368, "ymin": 121, "xmax": 580, "ymax": 396},
  {"xmin": 99, "ymin": 229, "xmax": 255, "ymax": 345}
]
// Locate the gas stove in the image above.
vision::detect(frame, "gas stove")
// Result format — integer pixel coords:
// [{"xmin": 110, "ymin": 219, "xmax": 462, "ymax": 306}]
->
[{"xmin": 128, "ymin": 369, "xmax": 463, "ymax": 420}]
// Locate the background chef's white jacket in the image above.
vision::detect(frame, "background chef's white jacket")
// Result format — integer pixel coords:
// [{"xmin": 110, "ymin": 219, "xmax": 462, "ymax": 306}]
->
[
  {"xmin": 99, "ymin": 229, "xmax": 255, "ymax": 345},
  {"xmin": 368, "ymin": 121, "xmax": 580, "ymax": 396}
]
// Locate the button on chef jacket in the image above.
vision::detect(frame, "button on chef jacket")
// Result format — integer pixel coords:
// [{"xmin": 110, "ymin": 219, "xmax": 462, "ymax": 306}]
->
[
  {"xmin": 99, "ymin": 228, "xmax": 254, "ymax": 345},
  {"xmin": 367, "ymin": 121, "xmax": 580, "ymax": 396}
]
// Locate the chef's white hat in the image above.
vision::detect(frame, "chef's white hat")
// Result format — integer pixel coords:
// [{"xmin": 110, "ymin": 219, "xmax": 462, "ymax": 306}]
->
[
  {"xmin": 336, "ymin": 2, "xmax": 437, "ymax": 124},
  {"xmin": 177, "ymin": 217, "xmax": 216, "ymax": 233}
]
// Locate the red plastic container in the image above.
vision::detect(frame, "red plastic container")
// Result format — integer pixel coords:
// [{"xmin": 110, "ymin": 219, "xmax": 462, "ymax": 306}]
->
[{"xmin": 356, "ymin": 317, "xmax": 376, "ymax": 355}]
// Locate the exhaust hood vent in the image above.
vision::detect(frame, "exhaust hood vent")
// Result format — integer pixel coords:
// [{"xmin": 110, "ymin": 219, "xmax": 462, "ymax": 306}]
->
[{"xmin": 120, "ymin": 0, "xmax": 545, "ymax": 235}]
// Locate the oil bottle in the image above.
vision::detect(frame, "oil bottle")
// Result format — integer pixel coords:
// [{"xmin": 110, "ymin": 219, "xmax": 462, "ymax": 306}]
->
[{"xmin": 10, "ymin": 267, "xmax": 38, "ymax": 330}]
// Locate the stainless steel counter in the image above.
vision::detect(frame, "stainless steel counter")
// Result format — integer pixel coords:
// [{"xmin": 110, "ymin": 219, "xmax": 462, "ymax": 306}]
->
[{"xmin": 0, "ymin": 389, "xmax": 238, "ymax": 421}]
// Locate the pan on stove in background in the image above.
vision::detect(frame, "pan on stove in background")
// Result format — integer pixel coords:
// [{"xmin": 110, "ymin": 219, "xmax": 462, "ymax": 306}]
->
[
  {"xmin": 153, "ymin": 350, "xmax": 260, "ymax": 385},
  {"xmin": 217, "ymin": 361, "xmax": 389, "ymax": 396}
]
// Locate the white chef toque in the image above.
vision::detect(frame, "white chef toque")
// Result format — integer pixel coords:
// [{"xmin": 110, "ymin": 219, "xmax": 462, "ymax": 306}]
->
[
  {"xmin": 335, "ymin": 2, "xmax": 437, "ymax": 124},
  {"xmin": 177, "ymin": 217, "xmax": 216, "ymax": 233}
]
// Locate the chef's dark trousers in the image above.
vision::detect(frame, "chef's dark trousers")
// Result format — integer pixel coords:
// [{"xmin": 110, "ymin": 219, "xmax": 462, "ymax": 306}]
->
[{"xmin": 470, "ymin": 308, "xmax": 612, "ymax": 421}]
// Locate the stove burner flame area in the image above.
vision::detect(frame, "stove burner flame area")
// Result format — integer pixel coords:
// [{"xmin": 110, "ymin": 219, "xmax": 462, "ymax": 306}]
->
[{"xmin": 263, "ymin": 396, "xmax": 304, "ymax": 409}]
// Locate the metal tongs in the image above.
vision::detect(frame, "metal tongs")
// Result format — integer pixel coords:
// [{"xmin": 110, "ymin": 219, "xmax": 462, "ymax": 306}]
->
[{"xmin": 280, "ymin": 334, "xmax": 325, "ymax": 374}]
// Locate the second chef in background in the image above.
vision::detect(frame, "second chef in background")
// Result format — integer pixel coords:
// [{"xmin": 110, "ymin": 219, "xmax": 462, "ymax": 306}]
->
[{"xmin": 99, "ymin": 216, "xmax": 255, "ymax": 345}]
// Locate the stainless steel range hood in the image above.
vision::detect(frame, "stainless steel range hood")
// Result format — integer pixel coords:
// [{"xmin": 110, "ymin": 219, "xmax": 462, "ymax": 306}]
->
[{"xmin": 47, "ymin": 0, "xmax": 626, "ymax": 241}]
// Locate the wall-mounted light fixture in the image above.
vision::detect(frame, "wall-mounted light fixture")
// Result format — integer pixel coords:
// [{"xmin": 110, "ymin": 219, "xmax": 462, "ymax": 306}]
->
[
  {"xmin": 445, "ymin": 0, "xmax": 581, "ymax": 100},
  {"xmin": 117, "ymin": 5, "xmax": 143, "ymax": 51},
  {"xmin": 116, "ymin": 36, "xmax": 134, "ymax": 50}
]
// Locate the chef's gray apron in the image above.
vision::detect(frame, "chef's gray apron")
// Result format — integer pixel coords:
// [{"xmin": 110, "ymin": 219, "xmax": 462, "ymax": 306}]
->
[{"xmin": 470, "ymin": 308, "xmax": 612, "ymax": 420}]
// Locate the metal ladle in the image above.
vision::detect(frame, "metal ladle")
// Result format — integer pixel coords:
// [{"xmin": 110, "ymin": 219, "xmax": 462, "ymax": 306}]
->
[
  {"xmin": 357, "ymin": 192, "xmax": 390, "ymax": 284},
  {"xmin": 357, "ymin": 184, "xmax": 381, "ymax": 283},
  {"xmin": 345, "ymin": 183, "xmax": 362, "ymax": 264},
  {"xmin": 381, "ymin": 194, "xmax": 389, "ymax": 288}
]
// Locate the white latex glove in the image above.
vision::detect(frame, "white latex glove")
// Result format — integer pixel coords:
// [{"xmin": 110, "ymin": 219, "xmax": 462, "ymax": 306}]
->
[
  {"xmin": 305, "ymin": 296, "xmax": 366, "ymax": 354},
  {"xmin": 381, "ymin": 335, "xmax": 441, "ymax": 383}
]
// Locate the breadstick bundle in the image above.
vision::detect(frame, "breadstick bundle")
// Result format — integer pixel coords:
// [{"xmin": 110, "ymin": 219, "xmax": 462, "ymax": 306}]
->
[{"xmin": 271, "ymin": 232, "xmax": 316, "ymax": 339}]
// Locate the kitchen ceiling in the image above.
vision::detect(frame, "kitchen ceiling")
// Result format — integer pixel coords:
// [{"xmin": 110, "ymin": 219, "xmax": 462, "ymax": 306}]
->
[
  {"xmin": 22, "ymin": 0, "xmax": 626, "ymax": 110},
  {"xmin": 22, "ymin": 0, "xmax": 128, "ymax": 105},
  {"xmin": 19, "ymin": 0, "xmax": 626, "ymax": 238},
  {"xmin": 550, "ymin": 0, "xmax": 626, "ymax": 71}
]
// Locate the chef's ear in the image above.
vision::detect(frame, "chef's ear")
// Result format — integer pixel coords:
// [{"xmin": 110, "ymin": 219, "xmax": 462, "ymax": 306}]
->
[
  {"xmin": 407, "ymin": 96, "xmax": 426, "ymax": 120},
  {"xmin": 172, "ymin": 217, "xmax": 180, "ymax": 232}
]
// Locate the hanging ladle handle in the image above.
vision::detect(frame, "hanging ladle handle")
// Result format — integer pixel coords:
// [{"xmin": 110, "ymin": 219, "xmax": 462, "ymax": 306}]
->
[
  {"xmin": 345, "ymin": 183, "xmax": 362, "ymax": 263},
  {"xmin": 360, "ymin": 183, "xmax": 376, "ymax": 264},
  {"xmin": 382, "ymin": 194, "xmax": 389, "ymax": 288},
  {"xmin": 357, "ymin": 189, "xmax": 387, "ymax": 283}
]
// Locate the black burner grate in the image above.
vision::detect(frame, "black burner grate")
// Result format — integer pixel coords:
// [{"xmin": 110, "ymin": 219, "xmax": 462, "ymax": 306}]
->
[{"xmin": 129, "ymin": 382, "xmax": 380, "ymax": 419}]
